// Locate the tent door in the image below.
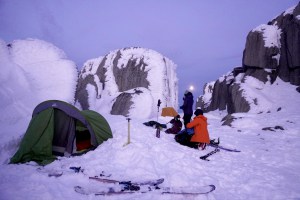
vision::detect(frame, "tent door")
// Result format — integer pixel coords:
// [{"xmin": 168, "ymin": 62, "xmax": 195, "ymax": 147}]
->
[{"xmin": 52, "ymin": 109, "xmax": 76, "ymax": 156}]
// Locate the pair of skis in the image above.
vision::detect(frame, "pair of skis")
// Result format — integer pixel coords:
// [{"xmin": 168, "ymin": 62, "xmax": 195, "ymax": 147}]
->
[
  {"xmin": 37, "ymin": 167, "xmax": 215, "ymax": 196},
  {"xmin": 75, "ymin": 177, "xmax": 216, "ymax": 196},
  {"xmin": 199, "ymin": 138, "xmax": 241, "ymax": 161}
]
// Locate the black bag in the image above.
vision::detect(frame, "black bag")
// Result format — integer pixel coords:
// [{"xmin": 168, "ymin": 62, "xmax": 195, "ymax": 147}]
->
[
  {"xmin": 143, "ymin": 121, "xmax": 167, "ymax": 129},
  {"xmin": 174, "ymin": 131, "xmax": 197, "ymax": 148}
]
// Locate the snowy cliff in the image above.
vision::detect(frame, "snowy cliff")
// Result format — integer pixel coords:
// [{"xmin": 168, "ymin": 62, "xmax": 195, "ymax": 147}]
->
[
  {"xmin": 196, "ymin": 3, "xmax": 300, "ymax": 119},
  {"xmin": 75, "ymin": 47, "xmax": 178, "ymax": 119}
]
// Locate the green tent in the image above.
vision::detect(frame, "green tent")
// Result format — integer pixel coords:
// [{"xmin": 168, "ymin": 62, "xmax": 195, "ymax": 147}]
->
[{"xmin": 10, "ymin": 100, "xmax": 113, "ymax": 165}]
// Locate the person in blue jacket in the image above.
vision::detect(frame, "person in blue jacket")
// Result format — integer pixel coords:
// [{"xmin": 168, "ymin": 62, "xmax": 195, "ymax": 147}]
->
[{"xmin": 180, "ymin": 90, "xmax": 194, "ymax": 128}]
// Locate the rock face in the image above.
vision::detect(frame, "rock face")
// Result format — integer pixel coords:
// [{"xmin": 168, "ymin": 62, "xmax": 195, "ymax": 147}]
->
[
  {"xmin": 243, "ymin": 4, "xmax": 300, "ymax": 86},
  {"xmin": 75, "ymin": 47, "xmax": 178, "ymax": 119},
  {"xmin": 196, "ymin": 3, "xmax": 300, "ymax": 115}
]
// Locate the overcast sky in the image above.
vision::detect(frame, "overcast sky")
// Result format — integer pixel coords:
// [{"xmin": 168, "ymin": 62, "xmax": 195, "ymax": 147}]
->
[{"xmin": 0, "ymin": 0, "xmax": 298, "ymax": 102}]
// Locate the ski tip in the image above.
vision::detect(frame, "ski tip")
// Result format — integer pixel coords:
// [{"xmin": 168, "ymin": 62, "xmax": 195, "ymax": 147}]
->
[
  {"xmin": 199, "ymin": 157, "xmax": 210, "ymax": 161},
  {"xmin": 74, "ymin": 186, "xmax": 88, "ymax": 195},
  {"xmin": 157, "ymin": 178, "xmax": 165, "ymax": 184},
  {"xmin": 209, "ymin": 184, "xmax": 216, "ymax": 191}
]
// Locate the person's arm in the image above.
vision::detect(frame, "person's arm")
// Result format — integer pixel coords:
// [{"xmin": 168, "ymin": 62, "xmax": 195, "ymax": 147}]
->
[
  {"xmin": 180, "ymin": 98, "xmax": 187, "ymax": 109},
  {"xmin": 186, "ymin": 119, "xmax": 199, "ymax": 129}
]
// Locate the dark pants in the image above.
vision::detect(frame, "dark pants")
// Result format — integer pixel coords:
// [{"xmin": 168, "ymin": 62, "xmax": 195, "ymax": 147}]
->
[
  {"xmin": 174, "ymin": 130, "xmax": 198, "ymax": 149},
  {"xmin": 183, "ymin": 114, "xmax": 192, "ymax": 128}
]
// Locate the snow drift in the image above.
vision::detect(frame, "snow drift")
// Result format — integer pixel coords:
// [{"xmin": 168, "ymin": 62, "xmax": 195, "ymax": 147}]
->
[{"xmin": 0, "ymin": 38, "xmax": 78, "ymax": 161}]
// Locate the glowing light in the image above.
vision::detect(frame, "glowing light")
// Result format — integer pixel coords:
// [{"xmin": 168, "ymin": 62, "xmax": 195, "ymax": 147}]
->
[{"xmin": 189, "ymin": 85, "xmax": 194, "ymax": 91}]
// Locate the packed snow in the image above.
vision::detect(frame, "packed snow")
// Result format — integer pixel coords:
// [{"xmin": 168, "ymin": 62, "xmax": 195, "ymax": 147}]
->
[{"xmin": 0, "ymin": 38, "xmax": 300, "ymax": 200}]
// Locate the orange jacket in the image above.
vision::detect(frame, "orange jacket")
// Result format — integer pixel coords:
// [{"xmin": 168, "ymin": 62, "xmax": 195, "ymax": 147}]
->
[{"xmin": 186, "ymin": 115, "xmax": 210, "ymax": 143}]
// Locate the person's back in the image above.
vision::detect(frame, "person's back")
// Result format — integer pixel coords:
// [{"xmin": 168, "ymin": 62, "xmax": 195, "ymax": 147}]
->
[
  {"xmin": 187, "ymin": 109, "xmax": 210, "ymax": 150},
  {"xmin": 180, "ymin": 91, "xmax": 194, "ymax": 128}
]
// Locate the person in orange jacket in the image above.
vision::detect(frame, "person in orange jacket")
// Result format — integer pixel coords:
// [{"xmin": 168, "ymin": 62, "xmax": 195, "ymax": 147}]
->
[{"xmin": 186, "ymin": 108, "xmax": 210, "ymax": 150}]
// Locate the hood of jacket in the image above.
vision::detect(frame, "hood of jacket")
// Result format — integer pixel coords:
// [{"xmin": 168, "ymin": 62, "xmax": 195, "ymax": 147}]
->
[{"xmin": 194, "ymin": 115, "xmax": 207, "ymax": 122}]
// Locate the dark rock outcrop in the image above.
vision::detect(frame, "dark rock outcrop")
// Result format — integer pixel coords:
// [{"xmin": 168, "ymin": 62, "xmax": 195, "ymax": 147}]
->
[
  {"xmin": 243, "ymin": 4, "xmax": 300, "ymax": 85},
  {"xmin": 110, "ymin": 88, "xmax": 144, "ymax": 116},
  {"xmin": 196, "ymin": 3, "xmax": 300, "ymax": 118},
  {"xmin": 196, "ymin": 68, "xmax": 251, "ymax": 114}
]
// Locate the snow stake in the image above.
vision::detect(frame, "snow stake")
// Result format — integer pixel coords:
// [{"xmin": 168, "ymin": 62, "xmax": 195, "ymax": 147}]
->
[
  {"xmin": 123, "ymin": 118, "xmax": 131, "ymax": 146},
  {"xmin": 156, "ymin": 124, "xmax": 160, "ymax": 138}
]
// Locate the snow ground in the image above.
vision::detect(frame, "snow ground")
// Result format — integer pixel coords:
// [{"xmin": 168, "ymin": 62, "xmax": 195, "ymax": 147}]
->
[
  {"xmin": 0, "ymin": 106, "xmax": 299, "ymax": 200},
  {"xmin": 0, "ymin": 38, "xmax": 299, "ymax": 200}
]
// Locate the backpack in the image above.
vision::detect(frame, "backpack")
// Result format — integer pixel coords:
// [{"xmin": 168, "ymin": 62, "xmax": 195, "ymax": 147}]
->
[{"xmin": 174, "ymin": 128, "xmax": 197, "ymax": 148}]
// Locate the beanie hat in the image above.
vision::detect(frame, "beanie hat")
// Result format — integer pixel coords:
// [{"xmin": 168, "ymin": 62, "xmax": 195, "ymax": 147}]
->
[
  {"xmin": 194, "ymin": 109, "xmax": 203, "ymax": 116},
  {"xmin": 184, "ymin": 90, "xmax": 189, "ymax": 95}
]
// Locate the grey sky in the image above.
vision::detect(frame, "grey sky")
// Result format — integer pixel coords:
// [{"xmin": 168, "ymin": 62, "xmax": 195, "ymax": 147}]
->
[{"xmin": 0, "ymin": 0, "xmax": 298, "ymax": 103}]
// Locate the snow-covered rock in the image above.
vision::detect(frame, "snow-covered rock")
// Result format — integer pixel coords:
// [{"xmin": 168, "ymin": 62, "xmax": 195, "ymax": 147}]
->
[
  {"xmin": 196, "ymin": 3, "xmax": 300, "ymax": 117},
  {"xmin": 243, "ymin": 3, "xmax": 300, "ymax": 85},
  {"xmin": 75, "ymin": 47, "xmax": 178, "ymax": 119},
  {"xmin": 0, "ymin": 38, "xmax": 78, "ymax": 146}
]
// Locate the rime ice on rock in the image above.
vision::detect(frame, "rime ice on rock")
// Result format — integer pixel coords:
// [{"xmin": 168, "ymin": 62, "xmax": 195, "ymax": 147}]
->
[{"xmin": 75, "ymin": 47, "xmax": 178, "ymax": 119}]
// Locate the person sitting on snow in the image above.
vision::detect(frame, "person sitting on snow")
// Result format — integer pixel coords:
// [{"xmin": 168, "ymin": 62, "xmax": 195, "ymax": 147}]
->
[
  {"xmin": 165, "ymin": 115, "xmax": 182, "ymax": 134},
  {"xmin": 186, "ymin": 108, "xmax": 210, "ymax": 150}
]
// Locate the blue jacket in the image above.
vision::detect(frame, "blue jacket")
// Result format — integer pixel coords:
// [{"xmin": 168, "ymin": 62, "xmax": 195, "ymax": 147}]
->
[{"xmin": 180, "ymin": 92, "xmax": 194, "ymax": 115}]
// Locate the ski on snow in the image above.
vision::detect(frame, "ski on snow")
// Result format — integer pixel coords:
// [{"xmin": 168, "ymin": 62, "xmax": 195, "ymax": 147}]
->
[
  {"xmin": 75, "ymin": 177, "xmax": 216, "ymax": 196},
  {"xmin": 37, "ymin": 166, "xmax": 85, "ymax": 177},
  {"xmin": 74, "ymin": 184, "xmax": 216, "ymax": 196},
  {"xmin": 208, "ymin": 138, "xmax": 241, "ymax": 152},
  {"xmin": 199, "ymin": 138, "xmax": 240, "ymax": 161},
  {"xmin": 200, "ymin": 148, "xmax": 220, "ymax": 161},
  {"xmin": 208, "ymin": 143, "xmax": 241, "ymax": 152},
  {"xmin": 89, "ymin": 176, "xmax": 164, "ymax": 186}
]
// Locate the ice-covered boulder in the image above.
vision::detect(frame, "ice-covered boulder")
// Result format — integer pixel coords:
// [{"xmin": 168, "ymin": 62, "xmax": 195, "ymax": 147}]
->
[{"xmin": 75, "ymin": 47, "xmax": 178, "ymax": 119}]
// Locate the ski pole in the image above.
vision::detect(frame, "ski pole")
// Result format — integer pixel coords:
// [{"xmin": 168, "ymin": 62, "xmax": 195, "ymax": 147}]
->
[
  {"xmin": 155, "ymin": 99, "xmax": 162, "ymax": 138},
  {"xmin": 123, "ymin": 118, "xmax": 131, "ymax": 146},
  {"xmin": 157, "ymin": 99, "xmax": 161, "ymax": 122}
]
